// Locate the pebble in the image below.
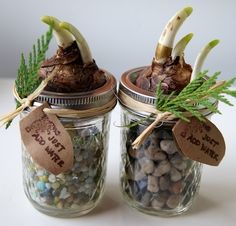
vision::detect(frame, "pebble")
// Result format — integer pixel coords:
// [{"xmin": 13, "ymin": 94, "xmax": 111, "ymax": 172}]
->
[
  {"xmin": 147, "ymin": 176, "xmax": 159, "ymax": 193},
  {"xmin": 39, "ymin": 176, "xmax": 48, "ymax": 182},
  {"xmin": 160, "ymin": 140, "xmax": 179, "ymax": 154},
  {"xmin": 170, "ymin": 167, "xmax": 182, "ymax": 182},
  {"xmin": 59, "ymin": 188, "xmax": 71, "ymax": 199},
  {"xmin": 36, "ymin": 170, "xmax": 44, "ymax": 177},
  {"xmin": 57, "ymin": 174, "xmax": 65, "ymax": 181},
  {"xmin": 137, "ymin": 180, "xmax": 148, "ymax": 192},
  {"xmin": 141, "ymin": 192, "xmax": 152, "ymax": 207},
  {"xmin": 152, "ymin": 160, "xmax": 171, "ymax": 177},
  {"xmin": 139, "ymin": 158, "xmax": 154, "ymax": 174},
  {"xmin": 36, "ymin": 181, "xmax": 46, "ymax": 191},
  {"xmin": 54, "ymin": 196, "xmax": 60, "ymax": 204},
  {"xmin": 170, "ymin": 154, "xmax": 187, "ymax": 171},
  {"xmin": 129, "ymin": 147, "xmax": 144, "ymax": 159},
  {"xmin": 169, "ymin": 181, "xmax": 182, "ymax": 194},
  {"xmin": 51, "ymin": 182, "xmax": 60, "ymax": 190},
  {"xmin": 48, "ymin": 174, "xmax": 56, "ymax": 183},
  {"xmin": 88, "ymin": 169, "xmax": 97, "ymax": 177},
  {"xmin": 127, "ymin": 162, "xmax": 145, "ymax": 181},
  {"xmin": 45, "ymin": 183, "xmax": 51, "ymax": 190},
  {"xmin": 166, "ymin": 195, "xmax": 181, "ymax": 209},
  {"xmin": 173, "ymin": 161, "xmax": 187, "ymax": 171},
  {"xmin": 145, "ymin": 147, "xmax": 167, "ymax": 161},
  {"xmin": 151, "ymin": 195, "xmax": 167, "ymax": 209},
  {"xmin": 134, "ymin": 170, "xmax": 146, "ymax": 181},
  {"xmin": 159, "ymin": 176, "xmax": 170, "ymax": 191}
]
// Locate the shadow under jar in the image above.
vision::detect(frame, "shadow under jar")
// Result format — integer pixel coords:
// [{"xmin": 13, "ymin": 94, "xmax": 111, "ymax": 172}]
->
[
  {"xmin": 118, "ymin": 67, "xmax": 215, "ymax": 217},
  {"xmin": 21, "ymin": 72, "xmax": 116, "ymax": 217}
]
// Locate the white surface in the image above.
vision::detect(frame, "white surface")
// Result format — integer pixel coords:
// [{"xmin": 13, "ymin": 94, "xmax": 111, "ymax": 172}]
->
[
  {"xmin": 0, "ymin": 0, "xmax": 236, "ymax": 81},
  {"xmin": 0, "ymin": 78, "xmax": 236, "ymax": 225}
]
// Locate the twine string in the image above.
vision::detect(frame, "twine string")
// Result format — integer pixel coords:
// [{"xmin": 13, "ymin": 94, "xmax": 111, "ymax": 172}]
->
[
  {"xmin": 118, "ymin": 90, "xmax": 214, "ymax": 150},
  {"xmin": 0, "ymin": 69, "xmax": 59, "ymax": 126}
]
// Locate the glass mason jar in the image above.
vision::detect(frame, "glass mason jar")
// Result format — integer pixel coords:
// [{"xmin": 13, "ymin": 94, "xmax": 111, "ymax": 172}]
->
[
  {"xmin": 118, "ymin": 67, "xmax": 215, "ymax": 217},
  {"xmin": 21, "ymin": 72, "xmax": 116, "ymax": 217}
]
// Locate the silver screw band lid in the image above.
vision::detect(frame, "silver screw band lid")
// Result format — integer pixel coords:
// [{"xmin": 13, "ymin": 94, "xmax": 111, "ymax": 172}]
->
[{"xmin": 35, "ymin": 70, "xmax": 117, "ymax": 110}]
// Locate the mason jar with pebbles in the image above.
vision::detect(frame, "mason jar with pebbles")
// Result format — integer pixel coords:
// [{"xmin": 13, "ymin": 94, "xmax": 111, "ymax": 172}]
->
[
  {"xmin": 20, "ymin": 72, "xmax": 116, "ymax": 217},
  {"xmin": 118, "ymin": 67, "xmax": 217, "ymax": 216}
]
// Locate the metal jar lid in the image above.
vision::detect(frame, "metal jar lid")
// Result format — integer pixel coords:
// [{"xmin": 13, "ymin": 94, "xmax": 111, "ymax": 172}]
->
[
  {"xmin": 119, "ymin": 67, "xmax": 156, "ymax": 106},
  {"xmin": 118, "ymin": 67, "xmax": 216, "ymax": 117},
  {"xmin": 34, "ymin": 70, "xmax": 117, "ymax": 110}
]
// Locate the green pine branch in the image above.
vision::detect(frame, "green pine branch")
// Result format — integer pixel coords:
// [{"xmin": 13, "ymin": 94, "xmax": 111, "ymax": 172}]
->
[
  {"xmin": 6, "ymin": 27, "xmax": 53, "ymax": 129},
  {"xmin": 155, "ymin": 71, "xmax": 236, "ymax": 122},
  {"xmin": 15, "ymin": 27, "xmax": 53, "ymax": 99}
]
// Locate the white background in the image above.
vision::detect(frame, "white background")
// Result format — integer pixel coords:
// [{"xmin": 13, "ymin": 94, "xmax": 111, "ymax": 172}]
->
[
  {"xmin": 0, "ymin": 0, "xmax": 236, "ymax": 81},
  {"xmin": 0, "ymin": 1, "xmax": 236, "ymax": 225}
]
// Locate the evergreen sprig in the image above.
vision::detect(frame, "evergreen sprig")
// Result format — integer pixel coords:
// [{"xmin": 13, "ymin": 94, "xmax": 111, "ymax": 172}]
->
[
  {"xmin": 155, "ymin": 71, "xmax": 236, "ymax": 122},
  {"xmin": 15, "ymin": 27, "xmax": 53, "ymax": 99},
  {"xmin": 6, "ymin": 28, "xmax": 53, "ymax": 129}
]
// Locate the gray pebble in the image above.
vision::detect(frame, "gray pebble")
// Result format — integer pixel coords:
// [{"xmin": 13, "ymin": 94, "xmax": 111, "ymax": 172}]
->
[
  {"xmin": 130, "ymin": 181, "xmax": 140, "ymax": 199},
  {"xmin": 170, "ymin": 167, "xmax": 182, "ymax": 182},
  {"xmin": 173, "ymin": 161, "xmax": 187, "ymax": 171},
  {"xmin": 151, "ymin": 196, "xmax": 167, "ymax": 209},
  {"xmin": 145, "ymin": 146, "xmax": 167, "ymax": 161},
  {"xmin": 147, "ymin": 175, "xmax": 159, "ymax": 193},
  {"xmin": 141, "ymin": 192, "xmax": 152, "ymax": 207},
  {"xmin": 160, "ymin": 140, "xmax": 179, "ymax": 154},
  {"xmin": 139, "ymin": 158, "xmax": 154, "ymax": 174},
  {"xmin": 137, "ymin": 180, "xmax": 148, "ymax": 192},
  {"xmin": 154, "ymin": 151, "xmax": 167, "ymax": 161},
  {"xmin": 88, "ymin": 169, "xmax": 97, "ymax": 177},
  {"xmin": 134, "ymin": 170, "xmax": 146, "ymax": 181},
  {"xmin": 129, "ymin": 147, "xmax": 144, "ymax": 159},
  {"xmin": 153, "ymin": 160, "xmax": 171, "ymax": 177},
  {"xmin": 170, "ymin": 154, "xmax": 187, "ymax": 171},
  {"xmin": 159, "ymin": 176, "xmax": 170, "ymax": 191},
  {"xmin": 170, "ymin": 153, "xmax": 183, "ymax": 165},
  {"xmin": 166, "ymin": 195, "xmax": 181, "ymax": 209}
]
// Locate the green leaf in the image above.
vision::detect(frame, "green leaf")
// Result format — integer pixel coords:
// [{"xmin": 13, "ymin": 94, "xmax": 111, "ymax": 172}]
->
[
  {"xmin": 6, "ymin": 27, "xmax": 53, "ymax": 129},
  {"xmin": 154, "ymin": 71, "xmax": 236, "ymax": 122}
]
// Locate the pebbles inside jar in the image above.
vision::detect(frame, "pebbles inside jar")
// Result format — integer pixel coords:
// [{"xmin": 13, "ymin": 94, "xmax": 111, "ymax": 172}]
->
[
  {"xmin": 121, "ymin": 120, "xmax": 202, "ymax": 216},
  {"xmin": 119, "ymin": 67, "xmax": 207, "ymax": 216},
  {"xmin": 22, "ymin": 116, "xmax": 109, "ymax": 216}
]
